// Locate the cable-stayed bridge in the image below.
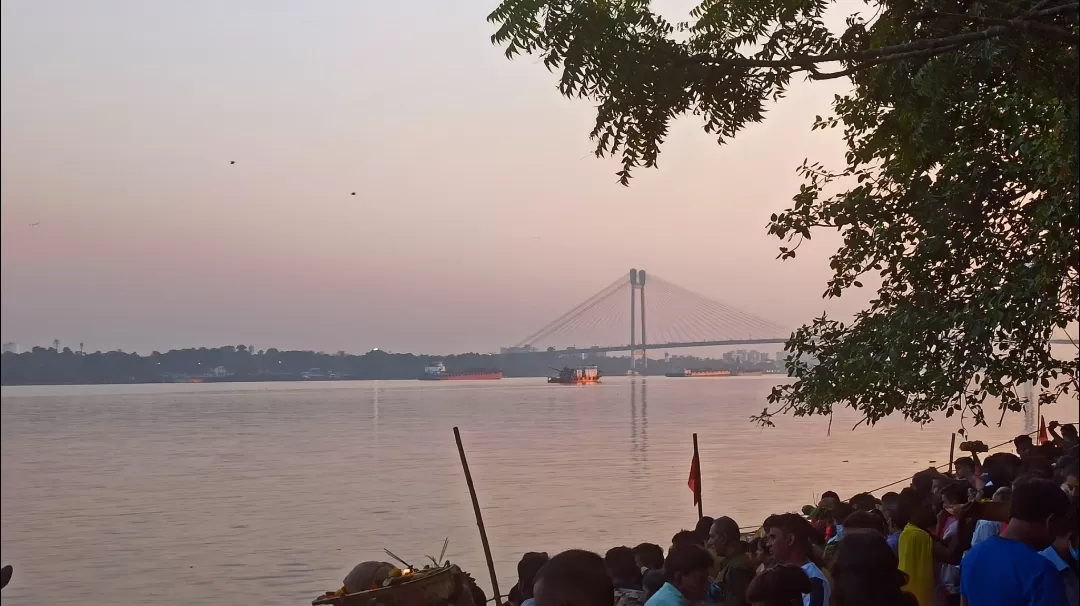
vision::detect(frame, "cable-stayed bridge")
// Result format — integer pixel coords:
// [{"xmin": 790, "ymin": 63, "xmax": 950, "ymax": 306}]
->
[
  {"xmin": 507, "ymin": 269, "xmax": 791, "ymax": 369},
  {"xmin": 506, "ymin": 269, "xmax": 1076, "ymax": 370}
]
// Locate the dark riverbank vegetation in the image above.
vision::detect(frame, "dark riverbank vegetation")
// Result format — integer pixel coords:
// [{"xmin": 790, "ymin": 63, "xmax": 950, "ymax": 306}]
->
[
  {"xmin": 0, "ymin": 345, "xmax": 784, "ymax": 386},
  {"xmin": 488, "ymin": 0, "xmax": 1079, "ymax": 430}
]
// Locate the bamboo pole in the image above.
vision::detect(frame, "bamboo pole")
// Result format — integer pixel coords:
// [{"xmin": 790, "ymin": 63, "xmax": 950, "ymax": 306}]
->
[
  {"xmin": 947, "ymin": 433, "xmax": 956, "ymax": 475},
  {"xmin": 693, "ymin": 433, "xmax": 703, "ymax": 520},
  {"xmin": 453, "ymin": 427, "xmax": 501, "ymax": 601}
]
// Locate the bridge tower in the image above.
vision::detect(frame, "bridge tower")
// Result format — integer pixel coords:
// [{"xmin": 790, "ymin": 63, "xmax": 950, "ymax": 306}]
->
[{"xmin": 629, "ymin": 269, "xmax": 647, "ymax": 371}]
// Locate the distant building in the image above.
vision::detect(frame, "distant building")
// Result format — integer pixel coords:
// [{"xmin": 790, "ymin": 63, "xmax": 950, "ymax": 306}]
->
[
  {"xmin": 210, "ymin": 366, "xmax": 230, "ymax": 377},
  {"xmin": 2, "ymin": 342, "xmax": 18, "ymax": 354}
]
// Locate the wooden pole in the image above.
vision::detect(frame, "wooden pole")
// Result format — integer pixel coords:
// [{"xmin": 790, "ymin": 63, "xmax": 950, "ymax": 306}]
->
[
  {"xmin": 692, "ymin": 433, "xmax": 703, "ymax": 520},
  {"xmin": 947, "ymin": 433, "xmax": 956, "ymax": 476},
  {"xmin": 453, "ymin": 427, "xmax": 501, "ymax": 601}
]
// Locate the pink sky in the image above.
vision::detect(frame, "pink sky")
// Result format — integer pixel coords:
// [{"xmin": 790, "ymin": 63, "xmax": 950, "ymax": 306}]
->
[{"xmin": 1, "ymin": 0, "xmax": 874, "ymax": 354}]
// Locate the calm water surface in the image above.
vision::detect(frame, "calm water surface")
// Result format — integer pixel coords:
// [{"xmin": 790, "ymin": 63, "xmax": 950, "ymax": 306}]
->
[{"xmin": 2, "ymin": 377, "xmax": 1074, "ymax": 604}]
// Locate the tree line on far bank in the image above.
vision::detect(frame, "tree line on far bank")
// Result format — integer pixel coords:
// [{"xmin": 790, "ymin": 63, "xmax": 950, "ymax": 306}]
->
[{"xmin": 0, "ymin": 345, "xmax": 781, "ymax": 385}]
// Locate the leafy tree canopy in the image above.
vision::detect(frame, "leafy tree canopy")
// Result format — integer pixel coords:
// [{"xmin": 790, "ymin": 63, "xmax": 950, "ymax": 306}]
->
[{"xmin": 488, "ymin": 0, "xmax": 1079, "ymax": 430}]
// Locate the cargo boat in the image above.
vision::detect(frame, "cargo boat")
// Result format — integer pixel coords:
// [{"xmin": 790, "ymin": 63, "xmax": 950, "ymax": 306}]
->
[
  {"xmin": 548, "ymin": 365, "xmax": 601, "ymax": 385},
  {"xmin": 664, "ymin": 369, "xmax": 732, "ymax": 378},
  {"xmin": 420, "ymin": 362, "xmax": 502, "ymax": 381}
]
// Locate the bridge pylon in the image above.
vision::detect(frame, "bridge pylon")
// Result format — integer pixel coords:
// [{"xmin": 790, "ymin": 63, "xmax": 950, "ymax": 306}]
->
[{"xmin": 630, "ymin": 269, "xmax": 647, "ymax": 370}]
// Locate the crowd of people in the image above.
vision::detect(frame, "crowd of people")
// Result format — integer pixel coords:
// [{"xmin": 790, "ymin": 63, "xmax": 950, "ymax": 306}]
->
[{"xmin": 502, "ymin": 424, "xmax": 1079, "ymax": 606}]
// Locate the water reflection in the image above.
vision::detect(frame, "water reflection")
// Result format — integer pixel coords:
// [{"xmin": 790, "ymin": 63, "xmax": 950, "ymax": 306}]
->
[{"xmin": 630, "ymin": 379, "xmax": 648, "ymax": 473}]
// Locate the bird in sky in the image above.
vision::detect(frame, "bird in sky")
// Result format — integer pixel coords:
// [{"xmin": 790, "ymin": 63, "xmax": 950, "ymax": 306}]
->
[
  {"xmin": 229, "ymin": 161, "xmax": 235, "ymax": 165},
  {"xmin": 29, "ymin": 222, "xmax": 40, "ymax": 227},
  {"xmin": 351, "ymin": 192, "xmax": 356, "ymax": 196}
]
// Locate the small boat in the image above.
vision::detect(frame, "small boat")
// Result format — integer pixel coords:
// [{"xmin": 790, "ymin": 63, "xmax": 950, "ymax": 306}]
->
[
  {"xmin": 420, "ymin": 362, "xmax": 502, "ymax": 381},
  {"xmin": 664, "ymin": 368, "xmax": 732, "ymax": 378},
  {"xmin": 548, "ymin": 365, "xmax": 601, "ymax": 384}
]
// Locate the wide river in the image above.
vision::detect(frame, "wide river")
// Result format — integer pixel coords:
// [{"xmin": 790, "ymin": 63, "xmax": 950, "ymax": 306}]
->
[{"xmin": 2, "ymin": 377, "xmax": 1074, "ymax": 605}]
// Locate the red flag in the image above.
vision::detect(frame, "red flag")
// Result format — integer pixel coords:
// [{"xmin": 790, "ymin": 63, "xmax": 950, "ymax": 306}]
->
[
  {"xmin": 1038, "ymin": 416, "xmax": 1049, "ymax": 445},
  {"xmin": 688, "ymin": 451, "xmax": 701, "ymax": 505}
]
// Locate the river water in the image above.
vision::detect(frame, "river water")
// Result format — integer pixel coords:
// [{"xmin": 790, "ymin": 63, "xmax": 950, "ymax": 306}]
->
[{"xmin": 1, "ymin": 377, "xmax": 1073, "ymax": 605}]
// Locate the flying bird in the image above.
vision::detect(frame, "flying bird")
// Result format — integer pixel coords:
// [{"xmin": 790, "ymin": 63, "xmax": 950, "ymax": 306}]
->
[
  {"xmin": 229, "ymin": 161, "xmax": 235, "ymax": 165},
  {"xmin": 29, "ymin": 222, "xmax": 40, "ymax": 227},
  {"xmin": 351, "ymin": 192, "xmax": 356, "ymax": 196}
]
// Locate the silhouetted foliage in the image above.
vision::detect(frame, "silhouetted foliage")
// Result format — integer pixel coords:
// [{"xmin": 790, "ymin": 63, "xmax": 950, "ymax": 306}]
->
[{"xmin": 489, "ymin": 0, "xmax": 1079, "ymax": 429}]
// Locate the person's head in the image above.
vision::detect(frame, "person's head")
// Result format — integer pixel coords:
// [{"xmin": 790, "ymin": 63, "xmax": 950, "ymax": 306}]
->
[
  {"xmin": 746, "ymin": 538, "xmax": 764, "ymax": 567},
  {"xmin": 1062, "ymin": 462, "xmax": 1079, "ymax": 499},
  {"xmin": 1063, "ymin": 424, "xmax": 1079, "ymax": 440},
  {"xmin": 1014, "ymin": 434, "xmax": 1035, "ymax": 457},
  {"xmin": 880, "ymin": 492, "xmax": 901, "ymax": 530},
  {"xmin": 533, "ymin": 550, "xmax": 613, "ymax": 606},
  {"xmin": 642, "ymin": 570, "xmax": 665, "ymax": 601},
  {"xmin": 631, "ymin": 543, "xmax": 665, "ymax": 572},
  {"xmin": 1052, "ymin": 497, "xmax": 1080, "ymax": 555},
  {"xmin": 662, "ymin": 544, "xmax": 714, "ymax": 603},
  {"xmin": 953, "ymin": 457, "xmax": 976, "ymax": 480},
  {"xmin": 940, "ymin": 481, "xmax": 970, "ymax": 511},
  {"xmin": 831, "ymin": 501, "xmax": 855, "ymax": 527},
  {"xmin": 670, "ymin": 529, "xmax": 701, "ymax": 550},
  {"xmin": 848, "ymin": 492, "xmax": 879, "ymax": 512},
  {"xmin": 603, "ymin": 546, "xmax": 639, "ymax": 585},
  {"xmin": 991, "ymin": 485, "xmax": 1012, "ymax": 503},
  {"xmin": 694, "ymin": 516, "xmax": 715, "ymax": 544},
  {"xmin": 745, "ymin": 563, "xmax": 811, "ymax": 606},
  {"xmin": 517, "ymin": 552, "xmax": 551, "ymax": 600},
  {"xmin": 911, "ymin": 468, "xmax": 940, "ymax": 498},
  {"xmin": 898, "ymin": 487, "xmax": 933, "ymax": 529},
  {"xmin": 842, "ymin": 510, "xmax": 886, "ymax": 535},
  {"xmin": 830, "ymin": 532, "xmax": 911, "ymax": 606},
  {"xmin": 762, "ymin": 513, "xmax": 815, "ymax": 564},
  {"xmin": 1007, "ymin": 478, "xmax": 1073, "ymax": 550},
  {"xmin": 820, "ymin": 491, "xmax": 839, "ymax": 501},
  {"xmin": 707, "ymin": 516, "xmax": 742, "ymax": 555}
]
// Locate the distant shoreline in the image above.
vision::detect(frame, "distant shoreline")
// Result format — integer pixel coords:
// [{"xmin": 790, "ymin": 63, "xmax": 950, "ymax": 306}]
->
[{"xmin": 1, "ymin": 345, "xmax": 785, "ymax": 387}]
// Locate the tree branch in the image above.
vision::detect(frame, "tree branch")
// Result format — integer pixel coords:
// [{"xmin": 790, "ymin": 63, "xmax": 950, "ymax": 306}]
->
[
  {"xmin": 810, "ymin": 44, "xmax": 965, "ymax": 80},
  {"xmin": 687, "ymin": 4, "xmax": 1077, "ymax": 70}
]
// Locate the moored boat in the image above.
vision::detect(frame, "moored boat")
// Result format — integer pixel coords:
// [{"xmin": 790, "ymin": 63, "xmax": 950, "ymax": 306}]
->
[
  {"xmin": 548, "ymin": 365, "xmax": 601, "ymax": 384},
  {"xmin": 420, "ymin": 362, "xmax": 503, "ymax": 381},
  {"xmin": 664, "ymin": 368, "xmax": 732, "ymax": 378}
]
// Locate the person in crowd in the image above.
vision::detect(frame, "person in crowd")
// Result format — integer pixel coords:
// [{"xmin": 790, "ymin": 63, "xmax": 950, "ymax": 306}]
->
[
  {"xmin": 644, "ymin": 543, "xmax": 713, "ymax": 606},
  {"xmin": 707, "ymin": 516, "xmax": 756, "ymax": 606},
  {"xmin": 830, "ymin": 531, "xmax": 917, "ymax": 606},
  {"xmin": 960, "ymin": 479, "xmax": 1071, "ymax": 606},
  {"xmin": 911, "ymin": 468, "xmax": 942, "ymax": 500},
  {"xmin": 938, "ymin": 482, "xmax": 970, "ymax": 605},
  {"xmin": 970, "ymin": 486, "xmax": 1009, "ymax": 547},
  {"xmin": 632, "ymin": 543, "xmax": 665, "ymax": 576},
  {"xmin": 1, "ymin": 565, "xmax": 11, "ymax": 590},
  {"xmin": 642, "ymin": 570, "xmax": 665, "ymax": 602},
  {"xmin": 822, "ymin": 509, "xmax": 887, "ymax": 566},
  {"xmin": 1039, "ymin": 496, "xmax": 1079, "ymax": 606},
  {"xmin": 694, "ymin": 516, "xmax": 715, "ymax": 546},
  {"xmin": 670, "ymin": 530, "xmax": 701, "ymax": 551},
  {"xmin": 848, "ymin": 492, "xmax": 879, "ymax": 512},
  {"xmin": 897, "ymin": 487, "xmax": 971, "ymax": 606},
  {"xmin": 827, "ymin": 502, "xmax": 854, "ymax": 546},
  {"xmin": 820, "ymin": 491, "xmax": 839, "ymax": 503},
  {"xmin": 1014, "ymin": 434, "xmax": 1036, "ymax": 459},
  {"xmin": 1062, "ymin": 462, "xmax": 1079, "ymax": 499},
  {"xmin": 605, "ymin": 547, "xmax": 646, "ymax": 606},
  {"xmin": 513, "ymin": 552, "xmax": 550, "ymax": 606},
  {"xmin": 533, "ymin": 550, "xmax": 614, "ymax": 606},
  {"xmin": 882, "ymin": 491, "xmax": 904, "ymax": 553},
  {"xmin": 1048, "ymin": 421, "xmax": 1079, "ymax": 456},
  {"xmin": 745, "ymin": 563, "xmax": 812, "ymax": 606},
  {"xmin": 747, "ymin": 538, "xmax": 764, "ymax": 571},
  {"xmin": 954, "ymin": 457, "xmax": 977, "ymax": 483},
  {"xmin": 763, "ymin": 513, "xmax": 830, "ymax": 606}
]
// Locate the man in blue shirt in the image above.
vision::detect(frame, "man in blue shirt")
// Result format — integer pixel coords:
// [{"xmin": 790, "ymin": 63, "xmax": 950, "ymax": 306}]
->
[{"xmin": 961, "ymin": 479, "xmax": 1071, "ymax": 606}]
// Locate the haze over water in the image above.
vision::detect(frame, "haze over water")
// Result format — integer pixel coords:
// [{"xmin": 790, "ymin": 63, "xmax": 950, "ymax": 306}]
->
[{"xmin": 4, "ymin": 377, "xmax": 1075, "ymax": 605}]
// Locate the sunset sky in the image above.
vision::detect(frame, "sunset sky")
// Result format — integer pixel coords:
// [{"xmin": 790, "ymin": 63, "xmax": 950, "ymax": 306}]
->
[{"xmin": 0, "ymin": 0, "xmax": 873, "ymax": 354}]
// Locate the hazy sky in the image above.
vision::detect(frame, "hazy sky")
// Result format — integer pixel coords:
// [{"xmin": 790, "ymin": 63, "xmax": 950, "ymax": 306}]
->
[{"xmin": 1, "ymin": 0, "xmax": 873, "ymax": 354}]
